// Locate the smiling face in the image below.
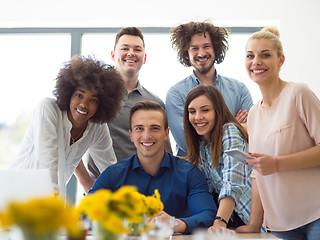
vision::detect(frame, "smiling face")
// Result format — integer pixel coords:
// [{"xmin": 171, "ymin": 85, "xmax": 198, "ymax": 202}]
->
[
  {"xmin": 188, "ymin": 95, "xmax": 216, "ymax": 143},
  {"xmin": 129, "ymin": 110, "xmax": 169, "ymax": 161},
  {"xmin": 245, "ymin": 39, "xmax": 284, "ymax": 86},
  {"xmin": 111, "ymin": 34, "xmax": 146, "ymax": 77},
  {"xmin": 187, "ymin": 32, "xmax": 215, "ymax": 75},
  {"xmin": 68, "ymin": 87, "xmax": 99, "ymax": 127}
]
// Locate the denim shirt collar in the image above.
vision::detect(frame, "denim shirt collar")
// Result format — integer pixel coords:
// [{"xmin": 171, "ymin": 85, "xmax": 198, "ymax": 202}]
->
[{"xmin": 191, "ymin": 70, "xmax": 220, "ymax": 85}]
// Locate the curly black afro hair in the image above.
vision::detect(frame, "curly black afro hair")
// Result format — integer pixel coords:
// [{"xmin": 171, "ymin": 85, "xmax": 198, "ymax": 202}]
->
[{"xmin": 53, "ymin": 55, "xmax": 126, "ymax": 123}]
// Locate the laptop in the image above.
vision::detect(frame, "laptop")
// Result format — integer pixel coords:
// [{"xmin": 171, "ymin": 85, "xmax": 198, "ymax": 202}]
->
[{"xmin": 0, "ymin": 169, "xmax": 54, "ymax": 210}]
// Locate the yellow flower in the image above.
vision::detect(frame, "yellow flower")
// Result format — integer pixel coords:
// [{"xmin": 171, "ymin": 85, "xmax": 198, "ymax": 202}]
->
[
  {"xmin": 78, "ymin": 186, "xmax": 164, "ymax": 235},
  {"xmin": 64, "ymin": 206, "xmax": 85, "ymax": 238},
  {"xmin": 0, "ymin": 211, "xmax": 13, "ymax": 230},
  {"xmin": 0, "ymin": 196, "xmax": 80, "ymax": 236},
  {"xmin": 145, "ymin": 189, "xmax": 164, "ymax": 218}
]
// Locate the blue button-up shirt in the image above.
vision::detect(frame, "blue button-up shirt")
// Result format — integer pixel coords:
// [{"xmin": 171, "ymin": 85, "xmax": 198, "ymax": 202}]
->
[
  {"xmin": 91, "ymin": 151, "xmax": 217, "ymax": 233},
  {"xmin": 166, "ymin": 71, "xmax": 253, "ymax": 156}
]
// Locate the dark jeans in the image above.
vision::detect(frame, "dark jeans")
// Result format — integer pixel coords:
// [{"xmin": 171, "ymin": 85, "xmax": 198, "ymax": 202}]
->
[
  {"xmin": 271, "ymin": 218, "xmax": 320, "ymax": 240},
  {"xmin": 212, "ymin": 191, "xmax": 245, "ymax": 228}
]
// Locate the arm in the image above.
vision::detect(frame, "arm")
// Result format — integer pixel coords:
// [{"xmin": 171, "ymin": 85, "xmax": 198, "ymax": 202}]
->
[
  {"xmin": 88, "ymin": 123, "xmax": 117, "ymax": 174},
  {"xmin": 236, "ymin": 178, "xmax": 263, "ymax": 233},
  {"xmin": 179, "ymin": 166, "xmax": 217, "ymax": 234},
  {"xmin": 247, "ymin": 146, "xmax": 320, "ymax": 175},
  {"xmin": 239, "ymin": 83, "xmax": 253, "ymax": 113},
  {"xmin": 33, "ymin": 99, "xmax": 61, "ymax": 194},
  {"xmin": 74, "ymin": 160, "xmax": 95, "ymax": 193},
  {"xmin": 212, "ymin": 124, "xmax": 251, "ymax": 227},
  {"xmin": 234, "ymin": 84, "xmax": 253, "ymax": 123},
  {"xmin": 209, "ymin": 197, "xmax": 235, "ymax": 230},
  {"xmin": 165, "ymin": 87, "xmax": 187, "ymax": 154}
]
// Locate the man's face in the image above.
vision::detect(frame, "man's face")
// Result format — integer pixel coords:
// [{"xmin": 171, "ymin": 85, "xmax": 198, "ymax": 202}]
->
[
  {"xmin": 129, "ymin": 110, "xmax": 169, "ymax": 161},
  {"xmin": 111, "ymin": 35, "xmax": 146, "ymax": 77},
  {"xmin": 187, "ymin": 32, "xmax": 215, "ymax": 74}
]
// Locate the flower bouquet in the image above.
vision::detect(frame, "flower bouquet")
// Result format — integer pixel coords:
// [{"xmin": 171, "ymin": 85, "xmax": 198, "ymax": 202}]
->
[
  {"xmin": 0, "ymin": 196, "xmax": 83, "ymax": 240},
  {"xmin": 78, "ymin": 186, "xmax": 163, "ymax": 240}
]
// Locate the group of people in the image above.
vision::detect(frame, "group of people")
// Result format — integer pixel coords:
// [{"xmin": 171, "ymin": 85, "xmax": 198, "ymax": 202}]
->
[{"xmin": 9, "ymin": 21, "xmax": 320, "ymax": 240}]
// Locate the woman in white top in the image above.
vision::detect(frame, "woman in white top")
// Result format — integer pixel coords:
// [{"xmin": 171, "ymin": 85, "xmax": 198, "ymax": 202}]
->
[
  {"xmin": 236, "ymin": 27, "xmax": 320, "ymax": 240},
  {"xmin": 10, "ymin": 55, "xmax": 125, "ymax": 197}
]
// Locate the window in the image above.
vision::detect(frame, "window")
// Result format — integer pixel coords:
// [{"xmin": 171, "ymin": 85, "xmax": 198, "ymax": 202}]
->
[
  {"xmin": 0, "ymin": 27, "xmax": 260, "ymax": 203},
  {"xmin": 0, "ymin": 34, "xmax": 70, "ymax": 169}
]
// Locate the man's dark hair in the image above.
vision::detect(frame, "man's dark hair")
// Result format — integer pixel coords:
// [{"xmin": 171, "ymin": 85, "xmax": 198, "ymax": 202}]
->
[
  {"xmin": 114, "ymin": 27, "xmax": 145, "ymax": 49},
  {"xmin": 170, "ymin": 21, "xmax": 229, "ymax": 67},
  {"xmin": 129, "ymin": 101, "xmax": 168, "ymax": 130}
]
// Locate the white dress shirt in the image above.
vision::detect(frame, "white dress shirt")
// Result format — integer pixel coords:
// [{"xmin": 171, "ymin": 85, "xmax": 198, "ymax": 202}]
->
[{"xmin": 9, "ymin": 98, "xmax": 116, "ymax": 197}]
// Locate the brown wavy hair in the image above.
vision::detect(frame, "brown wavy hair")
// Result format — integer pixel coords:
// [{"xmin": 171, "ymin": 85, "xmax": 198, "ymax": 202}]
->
[
  {"xmin": 170, "ymin": 21, "xmax": 229, "ymax": 67},
  {"xmin": 129, "ymin": 101, "xmax": 168, "ymax": 131},
  {"xmin": 53, "ymin": 55, "xmax": 126, "ymax": 123},
  {"xmin": 183, "ymin": 85, "xmax": 248, "ymax": 168},
  {"xmin": 114, "ymin": 27, "xmax": 145, "ymax": 49}
]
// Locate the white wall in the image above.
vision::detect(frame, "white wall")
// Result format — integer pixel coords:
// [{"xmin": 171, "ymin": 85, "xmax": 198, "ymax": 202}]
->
[{"xmin": 1, "ymin": 0, "xmax": 320, "ymax": 99}]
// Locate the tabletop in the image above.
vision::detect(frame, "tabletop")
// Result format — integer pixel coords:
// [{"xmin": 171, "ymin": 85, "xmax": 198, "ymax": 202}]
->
[
  {"xmin": 0, "ymin": 231, "xmax": 279, "ymax": 240},
  {"xmin": 172, "ymin": 233, "xmax": 279, "ymax": 240}
]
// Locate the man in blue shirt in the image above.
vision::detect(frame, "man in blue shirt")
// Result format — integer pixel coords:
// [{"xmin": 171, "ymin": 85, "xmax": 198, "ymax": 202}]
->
[
  {"xmin": 91, "ymin": 101, "xmax": 217, "ymax": 234},
  {"xmin": 166, "ymin": 21, "xmax": 253, "ymax": 156}
]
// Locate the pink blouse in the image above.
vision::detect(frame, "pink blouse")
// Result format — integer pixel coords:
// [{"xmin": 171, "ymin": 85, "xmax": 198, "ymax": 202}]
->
[{"xmin": 248, "ymin": 82, "xmax": 320, "ymax": 231}]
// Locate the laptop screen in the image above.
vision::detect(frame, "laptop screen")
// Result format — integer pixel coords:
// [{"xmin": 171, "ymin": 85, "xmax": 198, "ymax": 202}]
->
[{"xmin": 0, "ymin": 169, "xmax": 54, "ymax": 210}]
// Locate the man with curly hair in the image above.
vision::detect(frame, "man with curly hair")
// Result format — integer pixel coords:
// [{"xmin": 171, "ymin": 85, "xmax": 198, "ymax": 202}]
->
[
  {"xmin": 85, "ymin": 27, "xmax": 172, "ymax": 180},
  {"xmin": 9, "ymin": 55, "xmax": 126, "ymax": 198},
  {"xmin": 166, "ymin": 21, "xmax": 253, "ymax": 156}
]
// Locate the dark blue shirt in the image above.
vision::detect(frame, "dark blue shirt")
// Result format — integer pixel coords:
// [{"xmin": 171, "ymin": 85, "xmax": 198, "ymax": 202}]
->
[{"xmin": 91, "ymin": 151, "xmax": 217, "ymax": 233}]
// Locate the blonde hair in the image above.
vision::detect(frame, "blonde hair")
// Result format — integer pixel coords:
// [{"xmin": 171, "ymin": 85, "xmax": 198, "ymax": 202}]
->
[{"xmin": 247, "ymin": 26, "xmax": 283, "ymax": 57}]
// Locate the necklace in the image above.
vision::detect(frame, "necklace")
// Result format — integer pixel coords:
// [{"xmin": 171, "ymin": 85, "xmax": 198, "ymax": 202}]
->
[{"xmin": 70, "ymin": 125, "xmax": 86, "ymax": 145}]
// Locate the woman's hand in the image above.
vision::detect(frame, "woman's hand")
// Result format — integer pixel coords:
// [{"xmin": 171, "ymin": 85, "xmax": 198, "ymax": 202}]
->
[
  {"xmin": 235, "ymin": 223, "xmax": 261, "ymax": 233},
  {"xmin": 208, "ymin": 225, "xmax": 235, "ymax": 234},
  {"xmin": 246, "ymin": 153, "xmax": 277, "ymax": 175}
]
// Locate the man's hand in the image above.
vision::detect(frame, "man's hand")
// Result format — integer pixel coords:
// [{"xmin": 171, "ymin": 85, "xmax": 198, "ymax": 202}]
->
[
  {"xmin": 155, "ymin": 211, "xmax": 187, "ymax": 234},
  {"xmin": 235, "ymin": 110, "xmax": 248, "ymax": 123}
]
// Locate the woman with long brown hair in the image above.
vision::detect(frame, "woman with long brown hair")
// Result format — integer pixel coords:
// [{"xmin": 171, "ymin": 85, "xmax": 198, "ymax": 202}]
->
[{"xmin": 183, "ymin": 85, "xmax": 253, "ymax": 231}]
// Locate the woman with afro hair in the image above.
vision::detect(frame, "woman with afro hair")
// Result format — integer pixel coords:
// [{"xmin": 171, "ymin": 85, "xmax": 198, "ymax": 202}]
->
[{"xmin": 9, "ymin": 55, "xmax": 126, "ymax": 197}]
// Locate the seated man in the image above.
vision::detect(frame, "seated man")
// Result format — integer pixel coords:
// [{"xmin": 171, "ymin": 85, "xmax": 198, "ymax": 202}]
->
[{"xmin": 90, "ymin": 101, "xmax": 217, "ymax": 234}]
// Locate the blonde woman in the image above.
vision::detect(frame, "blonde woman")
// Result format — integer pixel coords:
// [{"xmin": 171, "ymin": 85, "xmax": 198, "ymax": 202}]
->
[{"xmin": 237, "ymin": 27, "xmax": 320, "ymax": 240}]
